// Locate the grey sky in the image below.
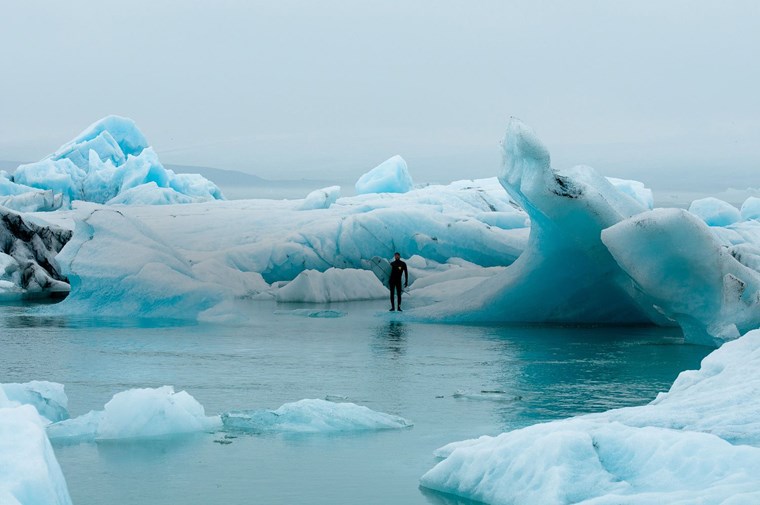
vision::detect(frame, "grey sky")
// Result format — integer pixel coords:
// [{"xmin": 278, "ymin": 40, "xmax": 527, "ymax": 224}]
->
[{"xmin": 1, "ymin": 1, "xmax": 758, "ymax": 190}]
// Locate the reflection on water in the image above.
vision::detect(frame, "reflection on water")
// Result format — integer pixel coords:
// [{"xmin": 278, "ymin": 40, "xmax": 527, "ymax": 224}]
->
[{"xmin": 372, "ymin": 321, "xmax": 408, "ymax": 358}]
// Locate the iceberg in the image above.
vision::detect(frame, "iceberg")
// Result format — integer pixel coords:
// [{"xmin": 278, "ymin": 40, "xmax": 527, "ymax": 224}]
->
[
  {"xmin": 3, "ymin": 116, "xmax": 223, "ymax": 209},
  {"xmin": 355, "ymin": 155, "xmax": 414, "ymax": 194},
  {"xmin": 417, "ymin": 119, "xmax": 658, "ymax": 324},
  {"xmin": 47, "ymin": 386, "xmax": 221, "ymax": 442},
  {"xmin": 43, "ymin": 176, "xmax": 527, "ymax": 319},
  {"xmin": 0, "ymin": 403, "xmax": 72, "ymax": 505},
  {"xmin": 275, "ymin": 267, "xmax": 388, "ymax": 303},
  {"xmin": 601, "ymin": 208, "xmax": 760, "ymax": 345},
  {"xmin": 299, "ymin": 185, "xmax": 340, "ymax": 210},
  {"xmin": 741, "ymin": 196, "xmax": 760, "ymax": 221},
  {"xmin": 0, "ymin": 381, "xmax": 69, "ymax": 423},
  {"xmin": 688, "ymin": 197, "xmax": 741, "ymax": 226},
  {"xmin": 221, "ymin": 398, "xmax": 412, "ymax": 433},
  {"xmin": 0, "ymin": 207, "xmax": 71, "ymax": 300},
  {"xmin": 420, "ymin": 329, "xmax": 760, "ymax": 505}
]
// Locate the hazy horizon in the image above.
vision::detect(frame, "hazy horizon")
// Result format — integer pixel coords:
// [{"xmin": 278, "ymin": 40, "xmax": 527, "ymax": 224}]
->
[{"xmin": 2, "ymin": 1, "xmax": 758, "ymax": 193}]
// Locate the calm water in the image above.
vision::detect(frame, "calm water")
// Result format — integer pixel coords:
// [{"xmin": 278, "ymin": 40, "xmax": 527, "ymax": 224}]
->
[{"xmin": 0, "ymin": 300, "xmax": 710, "ymax": 505}]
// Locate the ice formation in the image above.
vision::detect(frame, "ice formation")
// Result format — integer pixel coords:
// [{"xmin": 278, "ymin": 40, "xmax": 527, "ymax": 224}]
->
[
  {"xmin": 41, "ymin": 177, "xmax": 527, "ymax": 318},
  {"xmin": 221, "ymin": 398, "xmax": 412, "ymax": 433},
  {"xmin": 0, "ymin": 381, "xmax": 69, "ymax": 423},
  {"xmin": 2, "ymin": 116, "xmax": 223, "ymax": 210},
  {"xmin": 0, "ymin": 207, "xmax": 71, "ymax": 300},
  {"xmin": 299, "ymin": 185, "xmax": 340, "ymax": 210},
  {"xmin": 416, "ymin": 119, "xmax": 658, "ymax": 324},
  {"xmin": 420, "ymin": 329, "xmax": 760, "ymax": 504},
  {"xmin": 0, "ymin": 398, "xmax": 72, "ymax": 504},
  {"xmin": 688, "ymin": 197, "xmax": 741, "ymax": 226},
  {"xmin": 741, "ymin": 196, "xmax": 760, "ymax": 221},
  {"xmin": 275, "ymin": 268, "xmax": 388, "ymax": 303},
  {"xmin": 46, "ymin": 386, "xmax": 221, "ymax": 442},
  {"xmin": 355, "ymin": 155, "xmax": 414, "ymax": 194}
]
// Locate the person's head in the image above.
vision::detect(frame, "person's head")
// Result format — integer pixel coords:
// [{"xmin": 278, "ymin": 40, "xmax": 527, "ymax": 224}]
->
[{"xmin": 394, "ymin": 252, "xmax": 400, "ymax": 260}]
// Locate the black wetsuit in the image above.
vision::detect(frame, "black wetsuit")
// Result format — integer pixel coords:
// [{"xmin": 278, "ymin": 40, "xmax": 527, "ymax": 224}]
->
[{"xmin": 389, "ymin": 259, "xmax": 408, "ymax": 310}]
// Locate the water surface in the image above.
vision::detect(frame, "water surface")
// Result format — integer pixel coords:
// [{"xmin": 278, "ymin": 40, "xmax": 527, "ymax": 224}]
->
[{"xmin": 0, "ymin": 300, "xmax": 710, "ymax": 505}]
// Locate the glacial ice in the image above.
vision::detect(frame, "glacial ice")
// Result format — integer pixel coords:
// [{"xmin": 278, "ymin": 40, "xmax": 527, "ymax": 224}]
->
[
  {"xmin": 2, "ymin": 116, "xmax": 223, "ymax": 210},
  {"xmin": 688, "ymin": 197, "xmax": 741, "ymax": 226},
  {"xmin": 601, "ymin": 208, "xmax": 760, "ymax": 345},
  {"xmin": 221, "ymin": 398, "xmax": 412, "ymax": 433},
  {"xmin": 355, "ymin": 155, "xmax": 414, "ymax": 194},
  {"xmin": 0, "ymin": 403, "xmax": 72, "ymax": 505},
  {"xmin": 741, "ymin": 196, "xmax": 760, "ymax": 221},
  {"xmin": 41, "ymin": 176, "xmax": 528, "ymax": 318},
  {"xmin": 420, "ymin": 328, "xmax": 760, "ymax": 505},
  {"xmin": 46, "ymin": 386, "xmax": 221, "ymax": 442},
  {"xmin": 299, "ymin": 186, "xmax": 340, "ymax": 210},
  {"xmin": 0, "ymin": 207, "xmax": 71, "ymax": 300},
  {"xmin": 0, "ymin": 381, "xmax": 69, "ymax": 423},
  {"xmin": 416, "ymin": 119, "xmax": 658, "ymax": 325},
  {"xmin": 275, "ymin": 268, "xmax": 388, "ymax": 303}
]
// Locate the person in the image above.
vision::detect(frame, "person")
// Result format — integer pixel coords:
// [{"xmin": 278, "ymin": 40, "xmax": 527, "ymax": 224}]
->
[{"xmin": 389, "ymin": 252, "xmax": 408, "ymax": 311}]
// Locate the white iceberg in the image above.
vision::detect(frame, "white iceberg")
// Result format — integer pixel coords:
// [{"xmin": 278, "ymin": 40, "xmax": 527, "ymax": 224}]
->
[
  {"xmin": 741, "ymin": 196, "xmax": 760, "ymax": 221},
  {"xmin": 355, "ymin": 155, "xmax": 414, "ymax": 194},
  {"xmin": 46, "ymin": 386, "xmax": 221, "ymax": 442},
  {"xmin": 275, "ymin": 267, "xmax": 388, "ymax": 303},
  {"xmin": 420, "ymin": 329, "xmax": 760, "ymax": 505},
  {"xmin": 4, "ymin": 115, "xmax": 223, "ymax": 209},
  {"xmin": 221, "ymin": 398, "xmax": 412, "ymax": 433},
  {"xmin": 299, "ymin": 185, "xmax": 340, "ymax": 210},
  {"xmin": 688, "ymin": 197, "xmax": 741, "ymax": 226},
  {"xmin": 0, "ymin": 403, "xmax": 72, "ymax": 505},
  {"xmin": 0, "ymin": 381, "xmax": 69, "ymax": 423},
  {"xmin": 601, "ymin": 208, "xmax": 760, "ymax": 345}
]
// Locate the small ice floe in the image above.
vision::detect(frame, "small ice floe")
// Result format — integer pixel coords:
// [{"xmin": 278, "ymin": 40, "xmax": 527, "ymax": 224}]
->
[
  {"xmin": 221, "ymin": 398, "xmax": 412, "ymax": 434},
  {"xmin": 452, "ymin": 390, "xmax": 522, "ymax": 402},
  {"xmin": 273, "ymin": 309, "xmax": 347, "ymax": 318}
]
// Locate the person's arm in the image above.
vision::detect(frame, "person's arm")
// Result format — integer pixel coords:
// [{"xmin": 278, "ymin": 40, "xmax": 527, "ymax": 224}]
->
[{"xmin": 404, "ymin": 263, "xmax": 408, "ymax": 287}]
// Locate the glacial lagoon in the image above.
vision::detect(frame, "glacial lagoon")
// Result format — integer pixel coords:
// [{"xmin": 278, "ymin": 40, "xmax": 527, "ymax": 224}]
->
[{"xmin": 1, "ymin": 299, "xmax": 709, "ymax": 505}]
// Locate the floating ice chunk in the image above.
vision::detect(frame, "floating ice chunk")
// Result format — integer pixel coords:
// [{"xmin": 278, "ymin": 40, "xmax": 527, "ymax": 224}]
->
[
  {"xmin": 0, "ymin": 381, "xmax": 68, "ymax": 423},
  {"xmin": 275, "ymin": 268, "xmax": 388, "ymax": 303},
  {"xmin": 47, "ymin": 386, "xmax": 221, "ymax": 442},
  {"xmin": 689, "ymin": 197, "xmax": 741, "ymax": 226},
  {"xmin": 607, "ymin": 176, "xmax": 654, "ymax": 209},
  {"xmin": 51, "ymin": 208, "xmax": 227, "ymax": 319},
  {"xmin": 741, "ymin": 196, "xmax": 760, "ymax": 221},
  {"xmin": 0, "ymin": 404, "xmax": 73, "ymax": 505},
  {"xmin": 602, "ymin": 208, "xmax": 760, "ymax": 345},
  {"xmin": 221, "ymin": 399, "xmax": 412, "ymax": 433},
  {"xmin": 355, "ymin": 155, "xmax": 414, "ymax": 194},
  {"xmin": 299, "ymin": 186, "xmax": 340, "ymax": 210},
  {"xmin": 421, "ymin": 329, "xmax": 760, "ymax": 505}
]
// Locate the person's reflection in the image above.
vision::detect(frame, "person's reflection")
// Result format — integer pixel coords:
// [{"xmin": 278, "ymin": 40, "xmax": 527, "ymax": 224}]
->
[{"xmin": 373, "ymin": 320, "xmax": 407, "ymax": 358}]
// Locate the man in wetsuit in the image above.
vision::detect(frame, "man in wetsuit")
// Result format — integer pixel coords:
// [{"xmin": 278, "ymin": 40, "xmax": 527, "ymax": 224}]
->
[{"xmin": 389, "ymin": 252, "xmax": 408, "ymax": 311}]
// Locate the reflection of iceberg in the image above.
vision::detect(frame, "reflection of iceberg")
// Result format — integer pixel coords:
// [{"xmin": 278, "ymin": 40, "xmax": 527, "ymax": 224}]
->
[
  {"xmin": 47, "ymin": 386, "xmax": 221, "ymax": 442},
  {"xmin": 420, "ymin": 329, "xmax": 760, "ymax": 504},
  {"xmin": 222, "ymin": 399, "xmax": 412, "ymax": 433}
]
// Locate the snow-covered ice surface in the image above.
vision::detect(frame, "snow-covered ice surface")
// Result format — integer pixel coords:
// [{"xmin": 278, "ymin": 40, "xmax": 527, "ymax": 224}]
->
[
  {"xmin": 420, "ymin": 328, "xmax": 760, "ymax": 505},
  {"xmin": 0, "ymin": 381, "xmax": 69, "ymax": 423},
  {"xmin": 222, "ymin": 398, "xmax": 412, "ymax": 433},
  {"xmin": 1, "ymin": 116, "xmax": 223, "ymax": 211}
]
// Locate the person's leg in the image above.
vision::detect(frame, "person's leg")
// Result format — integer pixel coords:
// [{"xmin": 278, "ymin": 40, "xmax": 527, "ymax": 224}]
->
[
  {"xmin": 396, "ymin": 284, "xmax": 402, "ymax": 310},
  {"xmin": 389, "ymin": 282, "xmax": 396, "ymax": 310}
]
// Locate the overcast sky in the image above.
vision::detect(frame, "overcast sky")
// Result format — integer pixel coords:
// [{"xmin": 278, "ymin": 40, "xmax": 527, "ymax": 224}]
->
[{"xmin": 1, "ymin": 1, "xmax": 758, "ymax": 190}]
